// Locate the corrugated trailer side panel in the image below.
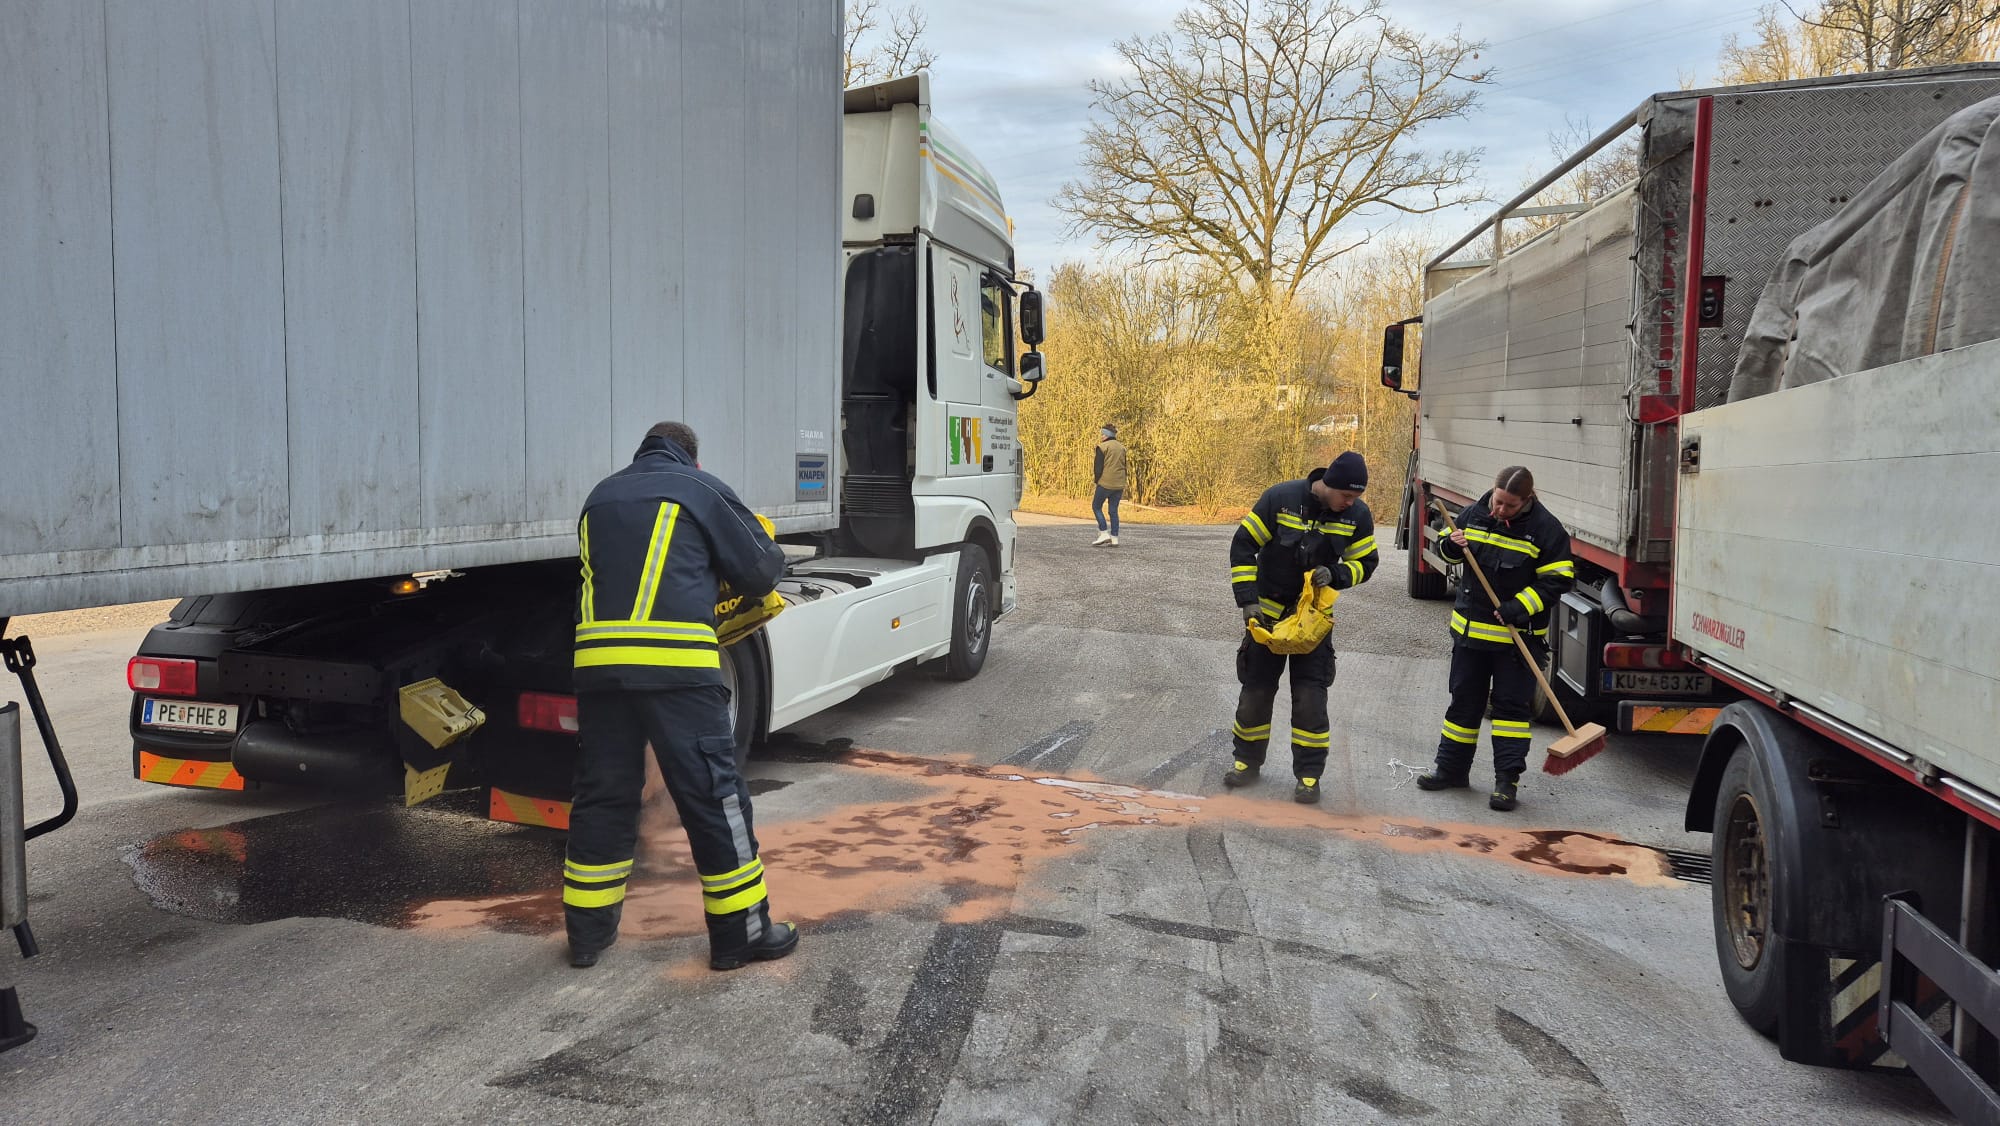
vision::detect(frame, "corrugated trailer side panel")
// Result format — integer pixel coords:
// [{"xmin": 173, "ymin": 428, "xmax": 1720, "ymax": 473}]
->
[
  {"xmin": 1, "ymin": 1, "xmax": 121, "ymax": 560},
  {"xmin": 521, "ymin": 1, "xmax": 616, "ymax": 522},
  {"xmin": 1419, "ymin": 189, "xmax": 1636, "ymax": 553},
  {"xmin": 1676, "ymin": 341, "xmax": 2000, "ymax": 800},
  {"xmin": 110, "ymin": 0, "xmax": 292, "ymax": 548},
  {"xmin": 0, "ymin": 0, "xmax": 841, "ymax": 617},
  {"xmin": 278, "ymin": 0, "xmax": 424, "ymax": 539}
]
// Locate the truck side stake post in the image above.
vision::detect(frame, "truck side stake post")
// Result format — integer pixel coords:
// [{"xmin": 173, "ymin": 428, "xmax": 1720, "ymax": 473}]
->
[{"xmin": 1880, "ymin": 893, "xmax": 2000, "ymax": 1123}]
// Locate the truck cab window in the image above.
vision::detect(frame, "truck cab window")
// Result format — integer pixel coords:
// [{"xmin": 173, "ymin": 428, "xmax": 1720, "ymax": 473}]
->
[{"xmin": 980, "ymin": 273, "xmax": 1013, "ymax": 376}]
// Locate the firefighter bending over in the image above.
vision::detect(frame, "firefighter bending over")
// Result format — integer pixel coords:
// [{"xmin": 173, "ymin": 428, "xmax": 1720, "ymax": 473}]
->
[
  {"xmin": 1417, "ymin": 465, "xmax": 1575, "ymax": 812},
  {"xmin": 1226, "ymin": 451, "xmax": 1380, "ymax": 803},
  {"xmin": 563, "ymin": 421, "xmax": 797, "ymax": 971}
]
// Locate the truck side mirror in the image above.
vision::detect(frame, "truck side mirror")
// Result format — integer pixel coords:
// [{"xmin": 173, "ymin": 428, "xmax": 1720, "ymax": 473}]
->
[
  {"xmin": 1012, "ymin": 351, "xmax": 1046, "ymax": 401},
  {"xmin": 1018, "ymin": 290, "xmax": 1045, "ymax": 348},
  {"xmin": 1380, "ymin": 324, "xmax": 1406, "ymax": 391}
]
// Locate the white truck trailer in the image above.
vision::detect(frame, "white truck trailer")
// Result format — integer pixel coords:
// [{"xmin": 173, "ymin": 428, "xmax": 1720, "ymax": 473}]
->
[
  {"xmin": 0, "ymin": 3, "xmax": 1043, "ymax": 827},
  {"xmin": 1380, "ymin": 68, "xmax": 1999, "ymax": 1112}
]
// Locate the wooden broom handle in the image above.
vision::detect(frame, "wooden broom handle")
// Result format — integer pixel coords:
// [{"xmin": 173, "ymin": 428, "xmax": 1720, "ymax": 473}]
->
[{"xmin": 1431, "ymin": 500, "xmax": 1583, "ymax": 737}]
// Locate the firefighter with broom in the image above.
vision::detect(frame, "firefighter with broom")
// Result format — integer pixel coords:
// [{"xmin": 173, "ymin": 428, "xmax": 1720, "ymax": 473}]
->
[{"xmin": 1417, "ymin": 466, "xmax": 1581, "ymax": 811}]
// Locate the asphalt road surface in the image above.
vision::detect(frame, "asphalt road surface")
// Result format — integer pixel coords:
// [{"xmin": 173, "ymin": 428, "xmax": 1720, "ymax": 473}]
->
[{"xmin": 2, "ymin": 522, "xmax": 1948, "ymax": 1124}]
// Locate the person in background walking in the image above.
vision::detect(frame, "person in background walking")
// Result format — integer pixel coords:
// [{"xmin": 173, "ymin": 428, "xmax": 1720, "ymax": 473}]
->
[{"xmin": 1092, "ymin": 424, "xmax": 1127, "ymax": 547}]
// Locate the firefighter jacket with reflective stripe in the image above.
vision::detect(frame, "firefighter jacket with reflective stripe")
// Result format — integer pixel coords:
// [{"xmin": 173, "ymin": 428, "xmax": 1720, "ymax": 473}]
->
[
  {"xmin": 1437, "ymin": 490, "xmax": 1575, "ymax": 648},
  {"xmin": 574, "ymin": 436, "xmax": 786, "ymax": 691},
  {"xmin": 1230, "ymin": 468, "xmax": 1379, "ymax": 620}
]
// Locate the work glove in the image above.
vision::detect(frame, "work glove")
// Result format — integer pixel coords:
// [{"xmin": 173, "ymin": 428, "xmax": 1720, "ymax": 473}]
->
[
  {"xmin": 1243, "ymin": 605, "xmax": 1266, "ymax": 630},
  {"xmin": 1496, "ymin": 598, "xmax": 1531, "ymax": 628},
  {"xmin": 1310, "ymin": 565, "xmax": 1333, "ymax": 589}
]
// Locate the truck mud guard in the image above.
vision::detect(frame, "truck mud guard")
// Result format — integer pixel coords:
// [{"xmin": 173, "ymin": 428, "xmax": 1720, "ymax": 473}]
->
[{"xmin": 1691, "ymin": 701, "xmax": 1964, "ymax": 1069}]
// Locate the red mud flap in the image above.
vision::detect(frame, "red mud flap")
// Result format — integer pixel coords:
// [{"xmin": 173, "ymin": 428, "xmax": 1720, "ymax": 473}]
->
[
  {"xmin": 136, "ymin": 750, "xmax": 247, "ymax": 791},
  {"xmin": 487, "ymin": 788, "xmax": 570, "ymax": 831},
  {"xmin": 1617, "ymin": 701, "xmax": 1722, "ymax": 736},
  {"xmin": 1878, "ymin": 894, "xmax": 2000, "ymax": 1123}
]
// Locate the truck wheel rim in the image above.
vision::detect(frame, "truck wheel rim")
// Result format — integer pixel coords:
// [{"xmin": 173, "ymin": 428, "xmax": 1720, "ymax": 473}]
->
[
  {"xmin": 1723, "ymin": 792, "xmax": 1770, "ymax": 971},
  {"xmin": 965, "ymin": 571, "xmax": 990, "ymax": 655}
]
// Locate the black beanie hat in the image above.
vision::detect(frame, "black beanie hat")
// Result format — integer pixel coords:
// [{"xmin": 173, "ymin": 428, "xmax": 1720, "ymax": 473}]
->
[{"xmin": 1326, "ymin": 451, "xmax": 1368, "ymax": 490}]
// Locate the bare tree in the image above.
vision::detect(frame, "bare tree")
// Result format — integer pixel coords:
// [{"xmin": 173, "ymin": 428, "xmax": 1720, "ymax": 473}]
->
[
  {"xmin": 845, "ymin": 0, "xmax": 939, "ymax": 89},
  {"xmin": 1719, "ymin": 3, "xmax": 1845, "ymax": 82},
  {"xmin": 1055, "ymin": 0, "xmax": 1490, "ymax": 311},
  {"xmin": 1502, "ymin": 117, "xmax": 1641, "ymax": 250},
  {"xmin": 1786, "ymin": 0, "xmax": 2000, "ymax": 71}
]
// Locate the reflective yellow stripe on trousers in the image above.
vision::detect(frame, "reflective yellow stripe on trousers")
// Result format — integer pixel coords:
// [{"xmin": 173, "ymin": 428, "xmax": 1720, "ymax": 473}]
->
[
  {"xmin": 701, "ymin": 857, "xmax": 768, "ymax": 915},
  {"xmin": 563, "ymin": 856, "xmax": 633, "ymax": 909}
]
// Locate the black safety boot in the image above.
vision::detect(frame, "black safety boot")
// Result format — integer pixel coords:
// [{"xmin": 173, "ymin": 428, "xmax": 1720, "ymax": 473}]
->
[
  {"xmin": 1489, "ymin": 774, "xmax": 1521, "ymax": 812},
  {"xmin": 567, "ymin": 903, "xmax": 623, "ymax": 968},
  {"xmin": 1222, "ymin": 760, "xmax": 1261, "ymax": 788},
  {"xmin": 711, "ymin": 920, "xmax": 800, "ymax": 971},
  {"xmin": 1416, "ymin": 767, "xmax": 1470, "ymax": 791},
  {"xmin": 569, "ymin": 933, "xmax": 617, "ymax": 969},
  {"xmin": 1293, "ymin": 777, "xmax": 1322, "ymax": 804}
]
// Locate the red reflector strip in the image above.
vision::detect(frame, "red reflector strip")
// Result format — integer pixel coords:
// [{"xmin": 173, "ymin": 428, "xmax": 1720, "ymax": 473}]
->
[
  {"xmin": 1602, "ymin": 644, "xmax": 1686, "ymax": 670},
  {"xmin": 488, "ymin": 788, "xmax": 571, "ymax": 830},
  {"xmin": 1623, "ymin": 707, "xmax": 1720, "ymax": 736},
  {"xmin": 137, "ymin": 750, "xmax": 246, "ymax": 790}
]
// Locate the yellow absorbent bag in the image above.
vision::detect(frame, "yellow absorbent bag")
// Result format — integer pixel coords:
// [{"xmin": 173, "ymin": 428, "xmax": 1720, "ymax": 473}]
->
[
  {"xmin": 715, "ymin": 513, "xmax": 787, "ymax": 648},
  {"xmin": 1248, "ymin": 572, "xmax": 1338, "ymax": 655}
]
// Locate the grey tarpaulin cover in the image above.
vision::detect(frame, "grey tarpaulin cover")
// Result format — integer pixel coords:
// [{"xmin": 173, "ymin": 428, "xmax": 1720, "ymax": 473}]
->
[{"xmin": 1727, "ymin": 94, "xmax": 2000, "ymax": 401}]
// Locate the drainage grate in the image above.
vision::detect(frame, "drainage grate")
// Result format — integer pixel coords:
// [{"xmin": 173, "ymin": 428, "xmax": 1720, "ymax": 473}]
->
[{"xmin": 1663, "ymin": 849, "xmax": 1713, "ymax": 884}]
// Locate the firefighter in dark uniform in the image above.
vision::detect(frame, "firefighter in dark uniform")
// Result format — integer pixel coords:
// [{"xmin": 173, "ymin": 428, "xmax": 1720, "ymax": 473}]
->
[
  {"xmin": 563, "ymin": 421, "xmax": 798, "ymax": 970},
  {"xmin": 1225, "ymin": 451, "xmax": 1380, "ymax": 803},
  {"xmin": 1417, "ymin": 465, "xmax": 1576, "ymax": 811}
]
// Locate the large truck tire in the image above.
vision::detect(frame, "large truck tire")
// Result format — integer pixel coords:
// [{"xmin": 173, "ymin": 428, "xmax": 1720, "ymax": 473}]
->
[
  {"xmin": 720, "ymin": 638, "xmax": 767, "ymax": 773},
  {"xmin": 1405, "ymin": 497, "xmax": 1449, "ymax": 601},
  {"xmin": 1711, "ymin": 745, "xmax": 1785, "ymax": 1036},
  {"xmin": 944, "ymin": 548, "xmax": 993, "ymax": 681},
  {"xmin": 1688, "ymin": 704, "xmax": 1964, "ymax": 1067}
]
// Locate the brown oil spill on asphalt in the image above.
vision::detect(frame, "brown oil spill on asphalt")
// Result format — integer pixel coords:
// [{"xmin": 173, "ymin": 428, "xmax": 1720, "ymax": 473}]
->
[
  {"xmin": 122, "ymin": 749, "xmax": 1674, "ymax": 937},
  {"xmin": 405, "ymin": 748, "xmax": 1678, "ymax": 942}
]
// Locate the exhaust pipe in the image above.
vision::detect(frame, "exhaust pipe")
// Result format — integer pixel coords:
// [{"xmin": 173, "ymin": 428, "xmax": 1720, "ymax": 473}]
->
[{"xmin": 1599, "ymin": 577, "xmax": 1663, "ymax": 636}]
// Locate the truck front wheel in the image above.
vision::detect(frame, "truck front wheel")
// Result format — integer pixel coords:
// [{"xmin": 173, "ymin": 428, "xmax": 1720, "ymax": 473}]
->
[
  {"xmin": 944, "ymin": 548, "xmax": 993, "ymax": 681},
  {"xmin": 1406, "ymin": 496, "xmax": 1449, "ymax": 600},
  {"xmin": 720, "ymin": 638, "xmax": 767, "ymax": 774},
  {"xmin": 1711, "ymin": 746, "xmax": 1783, "ymax": 1035}
]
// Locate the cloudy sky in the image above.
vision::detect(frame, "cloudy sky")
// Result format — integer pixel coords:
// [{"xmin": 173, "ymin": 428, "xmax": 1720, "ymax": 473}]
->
[{"xmin": 907, "ymin": 0, "xmax": 1771, "ymax": 271}]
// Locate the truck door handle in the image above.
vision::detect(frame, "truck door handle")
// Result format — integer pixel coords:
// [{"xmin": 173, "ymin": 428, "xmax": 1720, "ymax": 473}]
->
[{"xmin": 982, "ymin": 455, "xmax": 994, "ymax": 472}]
